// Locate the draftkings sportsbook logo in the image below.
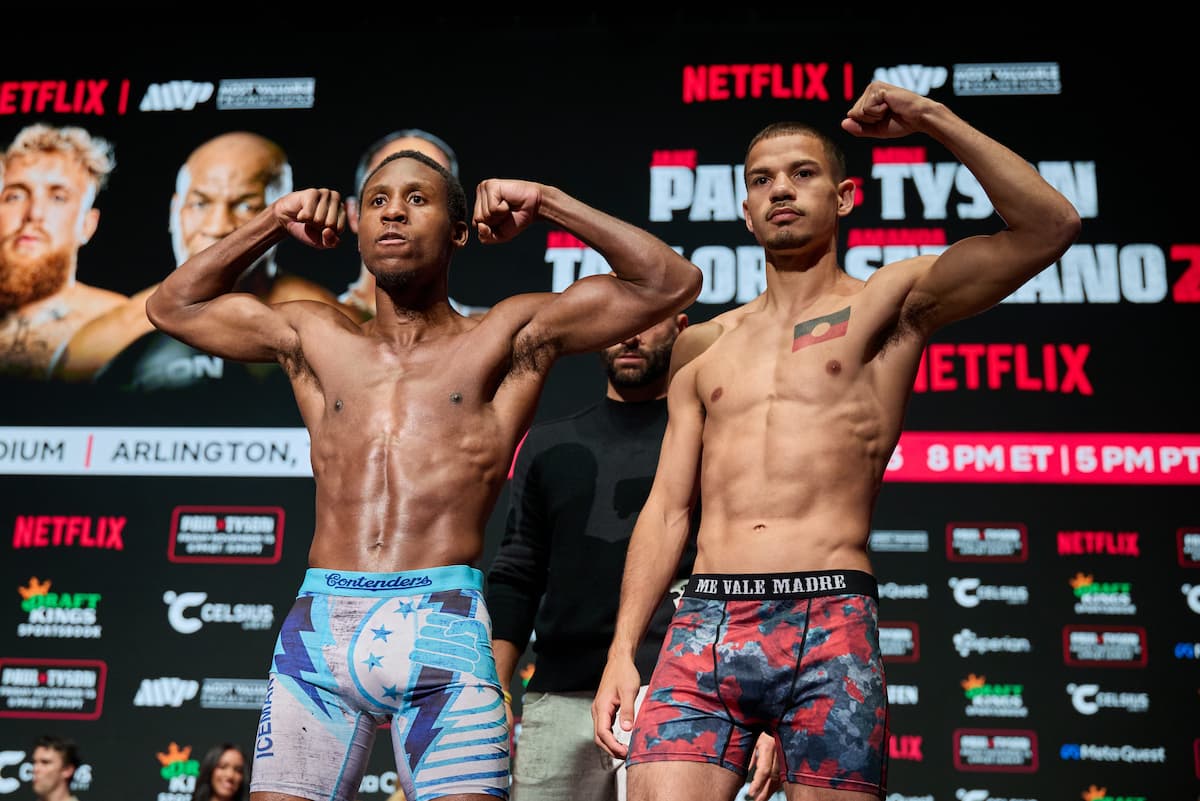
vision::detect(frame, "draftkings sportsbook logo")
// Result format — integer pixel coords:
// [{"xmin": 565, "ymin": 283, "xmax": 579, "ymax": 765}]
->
[
  {"xmin": 156, "ymin": 742, "xmax": 199, "ymax": 801},
  {"xmin": 15, "ymin": 577, "xmax": 101, "ymax": 639},
  {"xmin": 1080, "ymin": 786, "xmax": 1147, "ymax": 801},
  {"xmin": 962, "ymin": 674, "xmax": 1028, "ymax": 718},
  {"xmin": 1070, "ymin": 574, "xmax": 1137, "ymax": 615}
]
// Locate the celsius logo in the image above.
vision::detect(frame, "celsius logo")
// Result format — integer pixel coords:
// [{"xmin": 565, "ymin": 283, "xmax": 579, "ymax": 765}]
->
[
  {"xmin": 162, "ymin": 591, "xmax": 274, "ymax": 633},
  {"xmin": 950, "ymin": 577, "xmax": 982, "ymax": 607},
  {"xmin": 874, "ymin": 65, "xmax": 948, "ymax": 96},
  {"xmin": 358, "ymin": 772, "xmax": 400, "ymax": 794},
  {"xmin": 949, "ymin": 577, "xmax": 1029, "ymax": 608},
  {"xmin": 0, "ymin": 752, "xmax": 93, "ymax": 794},
  {"xmin": 1066, "ymin": 683, "xmax": 1149, "ymax": 715},
  {"xmin": 1183, "ymin": 584, "xmax": 1200, "ymax": 614},
  {"xmin": 163, "ymin": 591, "xmax": 207, "ymax": 634},
  {"xmin": 0, "ymin": 751, "xmax": 21, "ymax": 794},
  {"xmin": 1068, "ymin": 683, "xmax": 1102, "ymax": 715}
]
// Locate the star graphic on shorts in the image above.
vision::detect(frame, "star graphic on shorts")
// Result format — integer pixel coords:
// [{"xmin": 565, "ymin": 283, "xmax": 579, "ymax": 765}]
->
[
  {"xmin": 382, "ymin": 684, "xmax": 401, "ymax": 700},
  {"xmin": 371, "ymin": 624, "xmax": 393, "ymax": 641},
  {"xmin": 362, "ymin": 653, "xmax": 383, "ymax": 671},
  {"xmin": 394, "ymin": 600, "xmax": 416, "ymax": 618}
]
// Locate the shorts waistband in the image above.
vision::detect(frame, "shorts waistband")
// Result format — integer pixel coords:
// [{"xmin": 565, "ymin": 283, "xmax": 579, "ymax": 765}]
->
[
  {"xmin": 684, "ymin": 569, "xmax": 878, "ymax": 601},
  {"xmin": 300, "ymin": 565, "xmax": 483, "ymax": 597}
]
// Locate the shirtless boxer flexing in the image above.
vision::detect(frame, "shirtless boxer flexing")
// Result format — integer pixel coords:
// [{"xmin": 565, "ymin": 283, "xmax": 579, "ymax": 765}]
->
[
  {"xmin": 146, "ymin": 150, "xmax": 701, "ymax": 801},
  {"xmin": 592, "ymin": 81, "xmax": 1081, "ymax": 801}
]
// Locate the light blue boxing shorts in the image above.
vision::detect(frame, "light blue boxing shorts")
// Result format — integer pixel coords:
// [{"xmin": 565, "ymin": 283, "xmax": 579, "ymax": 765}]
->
[{"xmin": 250, "ymin": 565, "xmax": 510, "ymax": 801}]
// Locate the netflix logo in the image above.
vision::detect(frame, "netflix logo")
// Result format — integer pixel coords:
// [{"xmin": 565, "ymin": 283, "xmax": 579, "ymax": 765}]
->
[{"xmin": 914, "ymin": 343, "xmax": 1092, "ymax": 395}]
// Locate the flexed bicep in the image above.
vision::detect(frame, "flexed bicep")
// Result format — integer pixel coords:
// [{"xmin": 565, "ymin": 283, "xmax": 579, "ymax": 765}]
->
[
  {"xmin": 147, "ymin": 287, "xmax": 301, "ymax": 363},
  {"xmin": 147, "ymin": 188, "xmax": 344, "ymax": 362}
]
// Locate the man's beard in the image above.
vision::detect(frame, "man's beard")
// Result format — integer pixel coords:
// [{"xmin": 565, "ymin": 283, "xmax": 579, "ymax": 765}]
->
[
  {"xmin": 374, "ymin": 268, "xmax": 416, "ymax": 295},
  {"xmin": 0, "ymin": 244, "xmax": 69, "ymax": 312},
  {"xmin": 603, "ymin": 338, "xmax": 673, "ymax": 388},
  {"xmin": 761, "ymin": 228, "xmax": 813, "ymax": 255}
]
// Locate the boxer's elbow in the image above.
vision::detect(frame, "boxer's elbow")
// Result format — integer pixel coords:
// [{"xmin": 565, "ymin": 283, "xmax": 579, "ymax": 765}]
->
[
  {"xmin": 144, "ymin": 285, "xmax": 183, "ymax": 333},
  {"xmin": 662, "ymin": 257, "xmax": 703, "ymax": 310}
]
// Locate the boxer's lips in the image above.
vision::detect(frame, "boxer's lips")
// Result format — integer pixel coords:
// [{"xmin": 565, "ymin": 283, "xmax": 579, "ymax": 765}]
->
[
  {"xmin": 767, "ymin": 206, "xmax": 802, "ymax": 222},
  {"xmin": 376, "ymin": 231, "xmax": 410, "ymax": 246}
]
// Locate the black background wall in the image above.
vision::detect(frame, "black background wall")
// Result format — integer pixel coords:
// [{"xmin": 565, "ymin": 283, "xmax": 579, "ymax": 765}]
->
[{"xmin": 1, "ymin": 19, "xmax": 1196, "ymax": 801}]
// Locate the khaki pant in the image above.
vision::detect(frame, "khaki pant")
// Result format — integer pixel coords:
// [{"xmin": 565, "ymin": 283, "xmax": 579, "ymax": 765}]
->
[{"xmin": 512, "ymin": 687, "xmax": 646, "ymax": 801}]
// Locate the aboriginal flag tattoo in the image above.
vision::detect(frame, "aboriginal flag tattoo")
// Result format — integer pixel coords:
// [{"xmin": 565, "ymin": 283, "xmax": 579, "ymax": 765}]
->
[{"xmin": 792, "ymin": 306, "xmax": 850, "ymax": 352}]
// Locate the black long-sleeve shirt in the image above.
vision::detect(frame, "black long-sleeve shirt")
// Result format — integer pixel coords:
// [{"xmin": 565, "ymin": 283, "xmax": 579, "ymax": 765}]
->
[{"xmin": 486, "ymin": 397, "xmax": 698, "ymax": 692}]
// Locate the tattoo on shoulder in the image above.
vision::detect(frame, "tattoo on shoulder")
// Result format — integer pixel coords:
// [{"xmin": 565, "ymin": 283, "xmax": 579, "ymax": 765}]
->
[{"xmin": 792, "ymin": 306, "xmax": 851, "ymax": 352}]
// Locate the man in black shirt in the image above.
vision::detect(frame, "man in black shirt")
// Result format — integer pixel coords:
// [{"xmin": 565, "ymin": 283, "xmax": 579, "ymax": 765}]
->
[{"xmin": 486, "ymin": 311, "xmax": 697, "ymax": 801}]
